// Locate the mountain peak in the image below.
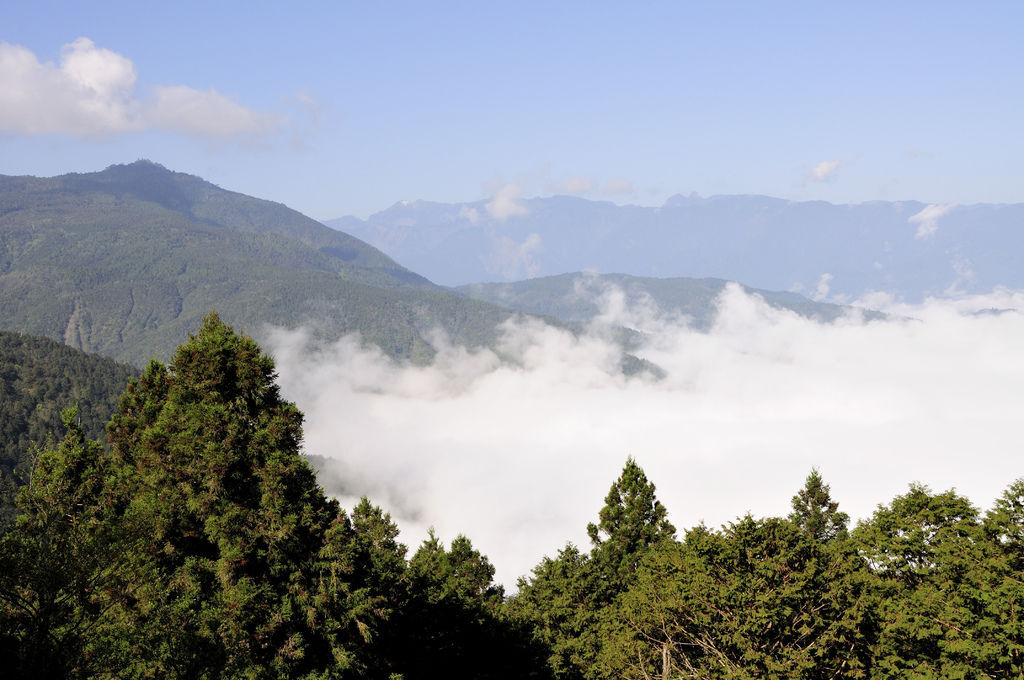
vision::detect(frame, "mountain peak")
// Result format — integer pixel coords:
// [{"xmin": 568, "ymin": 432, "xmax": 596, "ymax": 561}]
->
[{"xmin": 120, "ymin": 159, "xmax": 169, "ymax": 170}]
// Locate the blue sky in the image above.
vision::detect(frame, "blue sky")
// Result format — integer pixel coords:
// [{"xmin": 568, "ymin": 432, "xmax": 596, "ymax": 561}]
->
[{"xmin": 1, "ymin": 1, "xmax": 1021, "ymax": 219}]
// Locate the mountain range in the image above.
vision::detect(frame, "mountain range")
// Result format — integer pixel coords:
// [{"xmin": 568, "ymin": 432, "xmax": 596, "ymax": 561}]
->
[
  {"xmin": 2, "ymin": 161, "xmax": 891, "ymax": 369},
  {"xmin": 326, "ymin": 194, "xmax": 1024, "ymax": 300}
]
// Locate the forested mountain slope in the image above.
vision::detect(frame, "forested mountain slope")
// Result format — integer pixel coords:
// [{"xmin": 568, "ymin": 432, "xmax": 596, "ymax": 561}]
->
[
  {"xmin": 0, "ymin": 162, "xmax": 523, "ymax": 364},
  {"xmin": 0, "ymin": 329, "xmax": 137, "ymax": 515}
]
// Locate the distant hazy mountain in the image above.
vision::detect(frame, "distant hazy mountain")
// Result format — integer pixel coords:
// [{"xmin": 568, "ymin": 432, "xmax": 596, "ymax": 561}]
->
[
  {"xmin": 0, "ymin": 161, "xmax": 526, "ymax": 364},
  {"xmin": 456, "ymin": 273, "xmax": 883, "ymax": 330},
  {"xmin": 326, "ymin": 195, "xmax": 1024, "ymax": 299}
]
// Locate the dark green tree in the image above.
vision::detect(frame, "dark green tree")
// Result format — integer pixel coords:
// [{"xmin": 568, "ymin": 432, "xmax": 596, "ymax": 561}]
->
[
  {"xmin": 105, "ymin": 313, "xmax": 346, "ymax": 679},
  {"xmin": 979, "ymin": 479, "xmax": 1024, "ymax": 676},
  {"xmin": 586, "ymin": 457, "xmax": 675, "ymax": 595},
  {"xmin": 599, "ymin": 518, "xmax": 874, "ymax": 679},
  {"xmin": 789, "ymin": 468, "xmax": 849, "ymax": 542},
  {"xmin": 514, "ymin": 458, "xmax": 676, "ymax": 680},
  {"xmin": 314, "ymin": 497, "xmax": 410, "ymax": 678},
  {"xmin": 985, "ymin": 478, "xmax": 1024, "ymax": 570},
  {"xmin": 399, "ymin": 531, "xmax": 543, "ymax": 679},
  {"xmin": 0, "ymin": 407, "xmax": 140, "ymax": 680},
  {"xmin": 505, "ymin": 544, "xmax": 596, "ymax": 680},
  {"xmin": 853, "ymin": 484, "xmax": 999, "ymax": 678}
]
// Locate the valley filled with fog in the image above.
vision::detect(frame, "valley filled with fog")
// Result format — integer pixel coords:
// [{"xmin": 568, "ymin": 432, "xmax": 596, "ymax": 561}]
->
[{"xmin": 270, "ymin": 283, "xmax": 1024, "ymax": 586}]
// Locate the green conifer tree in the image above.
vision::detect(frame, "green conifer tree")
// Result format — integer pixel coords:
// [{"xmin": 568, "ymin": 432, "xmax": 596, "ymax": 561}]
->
[
  {"xmin": 400, "ymin": 532, "xmax": 540, "ymax": 679},
  {"xmin": 586, "ymin": 457, "xmax": 675, "ymax": 594},
  {"xmin": 789, "ymin": 468, "xmax": 849, "ymax": 542},
  {"xmin": 978, "ymin": 479, "xmax": 1024, "ymax": 676},
  {"xmin": 854, "ymin": 484, "xmax": 993, "ymax": 678},
  {"xmin": 0, "ymin": 407, "xmax": 139, "ymax": 679},
  {"xmin": 514, "ymin": 458, "xmax": 676, "ymax": 680},
  {"xmin": 506, "ymin": 545, "xmax": 595, "ymax": 680},
  {"xmin": 599, "ymin": 518, "xmax": 873, "ymax": 679},
  {"xmin": 105, "ymin": 313, "xmax": 345, "ymax": 679}
]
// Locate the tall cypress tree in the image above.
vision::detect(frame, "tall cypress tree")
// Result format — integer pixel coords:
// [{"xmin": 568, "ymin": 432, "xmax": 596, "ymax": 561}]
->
[
  {"xmin": 513, "ymin": 458, "xmax": 676, "ymax": 680},
  {"xmin": 789, "ymin": 468, "xmax": 849, "ymax": 542},
  {"xmin": 586, "ymin": 457, "xmax": 675, "ymax": 594},
  {"xmin": 105, "ymin": 313, "xmax": 345, "ymax": 679}
]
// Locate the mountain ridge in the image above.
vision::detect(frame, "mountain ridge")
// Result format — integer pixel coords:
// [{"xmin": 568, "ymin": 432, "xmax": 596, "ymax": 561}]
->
[
  {"xmin": 325, "ymin": 193, "xmax": 1024, "ymax": 298},
  {"xmin": 0, "ymin": 162, "xmax": 525, "ymax": 364}
]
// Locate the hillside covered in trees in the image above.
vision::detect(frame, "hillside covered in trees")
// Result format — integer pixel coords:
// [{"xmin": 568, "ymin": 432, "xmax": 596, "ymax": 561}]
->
[
  {"xmin": 0, "ymin": 161, "xmax": 531, "ymax": 365},
  {"xmin": 2, "ymin": 316, "xmax": 1021, "ymax": 679},
  {"xmin": 0, "ymin": 329, "xmax": 138, "ymax": 512}
]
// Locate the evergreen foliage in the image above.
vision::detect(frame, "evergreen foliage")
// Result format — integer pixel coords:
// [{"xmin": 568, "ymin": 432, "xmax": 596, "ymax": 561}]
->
[
  {"xmin": 0, "ymin": 407, "xmax": 142, "ymax": 679},
  {"xmin": 512, "ymin": 457, "xmax": 677, "ymax": 678},
  {"xmin": 853, "ymin": 484, "xmax": 1023, "ymax": 677},
  {"xmin": 598, "ymin": 519, "xmax": 873, "ymax": 679},
  {"xmin": 586, "ymin": 457, "xmax": 676, "ymax": 595},
  {"xmin": 789, "ymin": 467, "xmax": 849, "ymax": 541},
  {"xmin": 402, "ymin": 532, "xmax": 518, "ymax": 677},
  {"xmin": 507, "ymin": 545, "xmax": 596, "ymax": 680},
  {"xmin": 104, "ymin": 313, "xmax": 343, "ymax": 678}
]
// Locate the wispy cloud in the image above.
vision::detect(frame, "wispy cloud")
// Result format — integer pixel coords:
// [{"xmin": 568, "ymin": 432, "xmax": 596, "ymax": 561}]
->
[
  {"xmin": 485, "ymin": 182, "xmax": 528, "ymax": 221},
  {"xmin": 813, "ymin": 273, "xmax": 833, "ymax": 301},
  {"xmin": 909, "ymin": 203, "xmax": 955, "ymax": 239},
  {"xmin": 147, "ymin": 85, "xmax": 277, "ymax": 138},
  {"xmin": 808, "ymin": 159, "xmax": 842, "ymax": 181},
  {"xmin": 0, "ymin": 38, "xmax": 279, "ymax": 141}
]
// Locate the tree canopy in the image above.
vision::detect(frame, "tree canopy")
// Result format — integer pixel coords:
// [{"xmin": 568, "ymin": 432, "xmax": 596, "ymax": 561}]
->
[{"xmin": 2, "ymin": 315, "xmax": 1022, "ymax": 679}]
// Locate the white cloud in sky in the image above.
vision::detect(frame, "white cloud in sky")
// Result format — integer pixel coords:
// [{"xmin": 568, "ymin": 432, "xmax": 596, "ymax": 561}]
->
[
  {"xmin": 944, "ymin": 257, "xmax": 977, "ymax": 295},
  {"xmin": 148, "ymin": 86, "xmax": 277, "ymax": 138},
  {"xmin": 485, "ymin": 182, "xmax": 528, "ymax": 221},
  {"xmin": 909, "ymin": 203, "xmax": 955, "ymax": 239},
  {"xmin": 0, "ymin": 38, "xmax": 138, "ymax": 135},
  {"xmin": 813, "ymin": 273, "xmax": 833, "ymax": 301},
  {"xmin": 809, "ymin": 159, "xmax": 842, "ymax": 181},
  {"xmin": 267, "ymin": 285, "xmax": 1024, "ymax": 588},
  {"xmin": 0, "ymin": 38, "xmax": 279, "ymax": 140}
]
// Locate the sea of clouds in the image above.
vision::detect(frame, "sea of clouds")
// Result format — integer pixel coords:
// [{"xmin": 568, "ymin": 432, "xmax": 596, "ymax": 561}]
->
[{"xmin": 267, "ymin": 284, "xmax": 1024, "ymax": 588}]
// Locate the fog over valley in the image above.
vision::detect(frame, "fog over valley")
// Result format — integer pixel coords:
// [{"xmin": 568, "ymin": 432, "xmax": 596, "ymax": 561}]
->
[{"xmin": 269, "ymin": 283, "xmax": 1024, "ymax": 587}]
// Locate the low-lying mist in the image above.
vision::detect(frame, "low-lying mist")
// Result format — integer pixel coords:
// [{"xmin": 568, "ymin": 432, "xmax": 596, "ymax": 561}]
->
[{"xmin": 267, "ymin": 284, "xmax": 1024, "ymax": 587}]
